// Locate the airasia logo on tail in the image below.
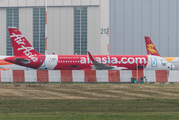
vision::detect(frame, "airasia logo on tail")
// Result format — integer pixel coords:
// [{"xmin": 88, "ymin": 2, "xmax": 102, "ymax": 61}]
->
[{"xmin": 10, "ymin": 33, "xmax": 38, "ymax": 62}]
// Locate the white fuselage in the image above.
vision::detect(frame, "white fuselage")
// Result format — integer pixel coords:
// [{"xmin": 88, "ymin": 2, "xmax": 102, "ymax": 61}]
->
[{"xmin": 145, "ymin": 55, "xmax": 174, "ymax": 70}]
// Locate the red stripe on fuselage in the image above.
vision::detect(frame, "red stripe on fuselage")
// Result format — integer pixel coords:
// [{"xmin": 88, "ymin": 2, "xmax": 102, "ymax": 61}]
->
[
  {"xmin": 54, "ymin": 55, "xmax": 148, "ymax": 70},
  {"xmin": 6, "ymin": 55, "xmax": 148, "ymax": 70}
]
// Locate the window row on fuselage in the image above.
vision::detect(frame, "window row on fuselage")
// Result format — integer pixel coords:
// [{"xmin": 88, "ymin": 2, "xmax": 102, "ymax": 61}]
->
[{"xmin": 57, "ymin": 60, "xmax": 80, "ymax": 63}]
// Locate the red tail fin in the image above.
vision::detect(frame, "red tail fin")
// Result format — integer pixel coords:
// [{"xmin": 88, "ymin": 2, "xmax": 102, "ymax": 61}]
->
[
  {"xmin": 144, "ymin": 36, "xmax": 161, "ymax": 56},
  {"xmin": 8, "ymin": 27, "xmax": 41, "ymax": 56}
]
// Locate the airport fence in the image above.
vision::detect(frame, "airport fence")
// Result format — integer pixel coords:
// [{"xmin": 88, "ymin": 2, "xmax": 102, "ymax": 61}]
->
[{"xmin": 0, "ymin": 70, "xmax": 175, "ymax": 83}]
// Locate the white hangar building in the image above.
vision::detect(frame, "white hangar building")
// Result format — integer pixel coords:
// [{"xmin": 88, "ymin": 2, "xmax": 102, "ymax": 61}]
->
[
  {"xmin": 110, "ymin": 0, "xmax": 179, "ymax": 57},
  {"xmin": 1, "ymin": 0, "xmax": 178, "ymax": 58},
  {"xmin": 0, "ymin": 0, "xmax": 109, "ymax": 56}
]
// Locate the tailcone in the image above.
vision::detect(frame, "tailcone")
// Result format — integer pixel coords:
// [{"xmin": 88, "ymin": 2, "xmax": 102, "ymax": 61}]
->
[{"xmin": 4, "ymin": 56, "xmax": 15, "ymax": 63}]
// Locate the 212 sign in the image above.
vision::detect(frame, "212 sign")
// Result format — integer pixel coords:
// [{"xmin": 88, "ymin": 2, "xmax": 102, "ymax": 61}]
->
[{"xmin": 101, "ymin": 28, "xmax": 109, "ymax": 34}]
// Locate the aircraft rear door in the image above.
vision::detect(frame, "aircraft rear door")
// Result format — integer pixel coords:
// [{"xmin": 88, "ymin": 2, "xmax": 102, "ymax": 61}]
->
[
  {"xmin": 151, "ymin": 57, "xmax": 157, "ymax": 67},
  {"xmin": 39, "ymin": 56, "xmax": 45, "ymax": 67}
]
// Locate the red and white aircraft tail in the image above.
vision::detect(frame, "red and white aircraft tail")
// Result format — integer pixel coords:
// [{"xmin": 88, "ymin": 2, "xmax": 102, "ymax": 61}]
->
[
  {"xmin": 8, "ymin": 27, "xmax": 41, "ymax": 56},
  {"xmin": 144, "ymin": 36, "xmax": 161, "ymax": 57},
  {"xmin": 5, "ymin": 27, "xmax": 45, "ymax": 69}
]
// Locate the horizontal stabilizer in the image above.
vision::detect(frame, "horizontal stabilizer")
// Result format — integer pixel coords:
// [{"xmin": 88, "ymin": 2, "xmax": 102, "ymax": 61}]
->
[{"xmin": 14, "ymin": 58, "xmax": 30, "ymax": 64}]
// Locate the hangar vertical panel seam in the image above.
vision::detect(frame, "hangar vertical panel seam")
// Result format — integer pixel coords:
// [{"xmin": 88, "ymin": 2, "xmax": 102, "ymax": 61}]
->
[
  {"xmin": 66, "ymin": 8, "xmax": 67, "ymax": 54},
  {"xmin": 109, "ymin": 0, "xmax": 111, "ymax": 54},
  {"xmin": 109, "ymin": 2, "xmax": 114, "ymax": 54},
  {"xmin": 123, "ymin": 0, "xmax": 124, "ymax": 55},
  {"xmin": 108, "ymin": 1, "xmax": 111, "ymax": 54},
  {"xmin": 150, "ymin": 0, "xmax": 151, "ymax": 38},
  {"xmin": 159, "ymin": 0, "xmax": 160, "ymax": 54},
  {"xmin": 114, "ymin": 0, "xmax": 116, "ymax": 54},
  {"xmin": 59, "ymin": 7, "xmax": 61, "ymax": 54},
  {"xmin": 80, "ymin": 7, "xmax": 82, "ymax": 54},
  {"xmin": 72, "ymin": 7, "xmax": 74, "ymax": 54},
  {"xmin": 94, "ymin": 7, "xmax": 96, "ymax": 54},
  {"xmin": 26, "ymin": 8, "xmax": 27, "ymax": 46},
  {"xmin": 112, "ymin": 0, "xmax": 114, "ymax": 54},
  {"xmin": 168, "ymin": 0, "xmax": 169, "ymax": 57},
  {"xmin": 52, "ymin": 8, "xmax": 53, "ymax": 51},
  {"xmin": 141, "ymin": 0, "xmax": 142, "ymax": 55},
  {"xmin": 99, "ymin": 0, "xmax": 101, "ymax": 54},
  {"xmin": 132, "ymin": 0, "xmax": 133, "ymax": 54},
  {"xmin": 38, "ymin": 9, "xmax": 40, "ymax": 53},
  {"xmin": 177, "ymin": 0, "xmax": 178, "ymax": 56}
]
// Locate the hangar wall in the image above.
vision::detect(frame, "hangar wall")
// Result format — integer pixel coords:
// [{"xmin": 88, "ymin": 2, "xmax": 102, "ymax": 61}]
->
[
  {"xmin": 110, "ymin": 0, "xmax": 179, "ymax": 57},
  {"xmin": 47, "ymin": 7, "xmax": 74, "ymax": 55},
  {"xmin": 0, "ymin": 9, "xmax": 6, "ymax": 55},
  {"xmin": 19, "ymin": 8, "xmax": 33, "ymax": 47},
  {"xmin": 0, "ymin": 0, "xmax": 109, "ymax": 56},
  {"xmin": 87, "ymin": 7, "xmax": 100, "ymax": 54}
]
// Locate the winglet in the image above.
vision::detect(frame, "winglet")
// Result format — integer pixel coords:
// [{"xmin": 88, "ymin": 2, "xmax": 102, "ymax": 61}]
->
[
  {"xmin": 144, "ymin": 36, "xmax": 161, "ymax": 56},
  {"xmin": 87, "ymin": 51, "xmax": 96, "ymax": 62},
  {"xmin": 87, "ymin": 51, "xmax": 128, "ymax": 70}
]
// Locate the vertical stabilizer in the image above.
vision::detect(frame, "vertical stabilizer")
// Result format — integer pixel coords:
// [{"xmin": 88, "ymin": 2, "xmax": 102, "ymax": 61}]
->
[
  {"xmin": 144, "ymin": 36, "xmax": 161, "ymax": 56},
  {"xmin": 8, "ymin": 27, "xmax": 41, "ymax": 56}
]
